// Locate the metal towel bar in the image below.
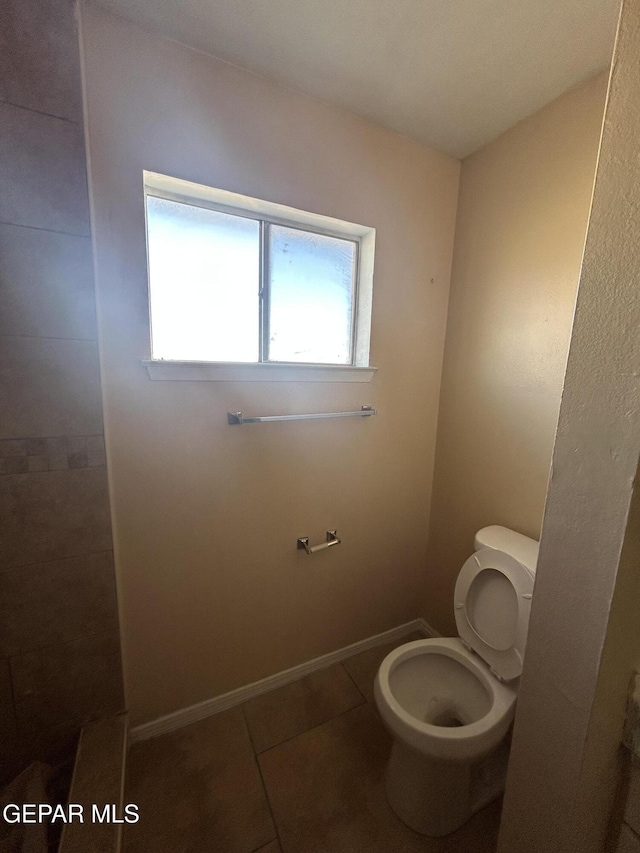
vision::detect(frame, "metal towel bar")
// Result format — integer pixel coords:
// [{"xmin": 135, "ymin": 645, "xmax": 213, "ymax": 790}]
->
[
  {"xmin": 297, "ymin": 530, "xmax": 341, "ymax": 555},
  {"xmin": 227, "ymin": 405, "xmax": 376, "ymax": 425}
]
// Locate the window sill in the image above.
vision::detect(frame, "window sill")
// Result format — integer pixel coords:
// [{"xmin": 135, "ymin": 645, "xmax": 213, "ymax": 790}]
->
[{"xmin": 142, "ymin": 360, "xmax": 377, "ymax": 383}]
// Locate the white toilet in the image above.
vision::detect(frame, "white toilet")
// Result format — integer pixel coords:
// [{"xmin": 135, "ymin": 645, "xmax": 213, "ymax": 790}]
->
[{"xmin": 374, "ymin": 525, "xmax": 538, "ymax": 837}]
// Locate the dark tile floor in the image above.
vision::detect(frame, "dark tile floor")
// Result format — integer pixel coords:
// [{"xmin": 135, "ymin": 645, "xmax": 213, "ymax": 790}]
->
[{"xmin": 123, "ymin": 633, "xmax": 502, "ymax": 853}]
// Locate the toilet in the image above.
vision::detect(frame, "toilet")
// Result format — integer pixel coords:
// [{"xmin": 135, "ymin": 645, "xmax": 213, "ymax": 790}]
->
[{"xmin": 374, "ymin": 525, "xmax": 538, "ymax": 837}]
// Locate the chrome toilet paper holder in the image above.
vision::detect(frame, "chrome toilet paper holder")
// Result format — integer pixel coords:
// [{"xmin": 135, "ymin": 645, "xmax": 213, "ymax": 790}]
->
[{"xmin": 297, "ymin": 530, "xmax": 341, "ymax": 555}]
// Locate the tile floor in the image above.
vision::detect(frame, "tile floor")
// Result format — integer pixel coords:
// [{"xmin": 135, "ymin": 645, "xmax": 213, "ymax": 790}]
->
[{"xmin": 123, "ymin": 633, "xmax": 502, "ymax": 853}]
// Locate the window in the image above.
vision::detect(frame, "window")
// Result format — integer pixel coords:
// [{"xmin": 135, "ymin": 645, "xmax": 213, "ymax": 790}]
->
[{"xmin": 143, "ymin": 172, "xmax": 375, "ymax": 380}]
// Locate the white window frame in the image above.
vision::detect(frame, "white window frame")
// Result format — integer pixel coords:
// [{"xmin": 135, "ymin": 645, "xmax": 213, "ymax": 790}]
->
[{"xmin": 142, "ymin": 171, "xmax": 377, "ymax": 383}]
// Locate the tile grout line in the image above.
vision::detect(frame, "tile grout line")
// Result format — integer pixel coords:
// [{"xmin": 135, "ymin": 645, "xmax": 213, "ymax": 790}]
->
[
  {"xmin": 253, "ymin": 699, "xmax": 368, "ymax": 758},
  {"xmin": 339, "ymin": 659, "xmax": 370, "ymax": 704},
  {"xmin": 0, "ymin": 96, "xmax": 80, "ymax": 125},
  {"xmin": 241, "ymin": 704, "xmax": 283, "ymax": 853},
  {"xmin": 0, "ymin": 434, "xmax": 105, "ymax": 441},
  {"xmin": 0, "ymin": 548, "xmax": 113, "ymax": 576},
  {"xmin": 0, "ymin": 333, "xmax": 97, "ymax": 343},
  {"xmin": 0, "ymin": 218, "xmax": 90, "ymax": 240},
  {"xmin": 5, "ymin": 624, "xmax": 120, "ymax": 667},
  {"xmin": 5, "ymin": 656, "xmax": 21, "ymax": 742},
  {"xmin": 0, "ymin": 462, "xmax": 106, "ymax": 477},
  {"xmin": 246, "ymin": 656, "xmax": 403, "ymax": 759},
  {"xmin": 246, "ymin": 842, "xmax": 280, "ymax": 853}
]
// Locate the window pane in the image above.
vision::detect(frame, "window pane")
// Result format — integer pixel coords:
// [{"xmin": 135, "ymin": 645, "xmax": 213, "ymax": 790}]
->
[
  {"xmin": 267, "ymin": 225, "xmax": 356, "ymax": 364},
  {"xmin": 147, "ymin": 196, "xmax": 260, "ymax": 362}
]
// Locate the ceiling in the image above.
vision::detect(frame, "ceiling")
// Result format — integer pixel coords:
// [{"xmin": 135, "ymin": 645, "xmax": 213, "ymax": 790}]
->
[{"xmin": 94, "ymin": 0, "xmax": 620, "ymax": 158}]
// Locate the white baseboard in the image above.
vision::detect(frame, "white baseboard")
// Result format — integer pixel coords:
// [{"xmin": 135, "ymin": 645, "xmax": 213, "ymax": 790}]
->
[{"xmin": 130, "ymin": 617, "xmax": 440, "ymax": 743}]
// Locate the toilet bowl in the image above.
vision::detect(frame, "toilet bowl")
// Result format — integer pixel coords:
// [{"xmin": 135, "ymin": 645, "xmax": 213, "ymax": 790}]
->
[
  {"xmin": 375, "ymin": 637, "xmax": 517, "ymax": 763},
  {"xmin": 374, "ymin": 525, "xmax": 538, "ymax": 837}
]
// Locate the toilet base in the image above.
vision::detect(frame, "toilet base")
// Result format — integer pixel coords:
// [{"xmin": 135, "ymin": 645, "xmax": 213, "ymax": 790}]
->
[{"xmin": 384, "ymin": 739, "xmax": 509, "ymax": 837}]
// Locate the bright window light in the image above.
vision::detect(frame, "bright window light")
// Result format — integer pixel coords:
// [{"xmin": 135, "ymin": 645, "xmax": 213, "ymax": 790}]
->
[
  {"xmin": 144, "ymin": 173, "xmax": 374, "ymax": 368},
  {"xmin": 268, "ymin": 225, "xmax": 356, "ymax": 364}
]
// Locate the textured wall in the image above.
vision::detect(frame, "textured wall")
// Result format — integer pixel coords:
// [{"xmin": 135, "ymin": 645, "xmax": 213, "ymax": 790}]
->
[
  {"xmin": 81, "ymin": 3, "xmax": 460, "ymax": 726},
  {"xmin": 424, "ymin": 72, "xmax": 608, "ymax": 634},
  {"xmin": 498, "ymin": 0, "xmax": 640, "ymax": 847},
  {"xmin": 0, "ymin": 0, "xmax": 123, "ymax": 782}
]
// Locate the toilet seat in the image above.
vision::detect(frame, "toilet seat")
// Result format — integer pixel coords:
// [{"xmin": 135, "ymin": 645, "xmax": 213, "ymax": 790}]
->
[{"xmin": 455, "ymin": 548, "xmax": 534, "ymax": 682}]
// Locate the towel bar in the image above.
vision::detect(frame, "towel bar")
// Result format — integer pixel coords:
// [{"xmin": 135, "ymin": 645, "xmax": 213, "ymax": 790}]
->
[{"xmin": 228, "ymin": 406, "xmax": 375, "ymax": 425}]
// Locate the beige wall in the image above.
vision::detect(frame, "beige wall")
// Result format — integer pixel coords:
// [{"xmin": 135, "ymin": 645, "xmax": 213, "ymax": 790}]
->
[
  {"xmin": 425, "ymin": 72, "xmax": 608, "ymax": 634},
  {"xmin": 81, "ymin": 4, "xmax": 459, "ymax": 725},
  {"xmin": 499, "ymin": 0, "xmax": 640, "ymax": 846}
]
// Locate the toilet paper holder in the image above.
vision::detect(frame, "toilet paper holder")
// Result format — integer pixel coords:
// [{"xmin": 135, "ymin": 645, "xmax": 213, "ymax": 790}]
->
[{"xmin": 297, "ymin": 530, "xmax": 341, "ymax": 555}]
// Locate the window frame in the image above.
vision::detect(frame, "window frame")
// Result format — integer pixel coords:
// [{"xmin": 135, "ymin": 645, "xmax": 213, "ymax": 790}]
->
[{"xmin": 142, "ymin": 171, "xmax": 376, "ymax": 382}]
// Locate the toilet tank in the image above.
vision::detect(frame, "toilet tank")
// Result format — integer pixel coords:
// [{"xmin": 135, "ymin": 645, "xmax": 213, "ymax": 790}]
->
[{"xmin": 474, "ymin": 525, "xmax": 539, "ymax": 573}]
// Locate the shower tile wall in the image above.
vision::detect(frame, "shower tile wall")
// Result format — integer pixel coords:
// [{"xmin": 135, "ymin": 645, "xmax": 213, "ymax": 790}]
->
[{"xmin": 0, "ymin": 0, "xmax": 124, "ymax": 782}]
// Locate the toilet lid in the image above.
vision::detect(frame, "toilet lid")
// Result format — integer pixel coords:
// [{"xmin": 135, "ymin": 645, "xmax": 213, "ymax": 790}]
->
[{"xmin": 454, "ymin": 548, "xmax": 535, "ymax": 681}]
